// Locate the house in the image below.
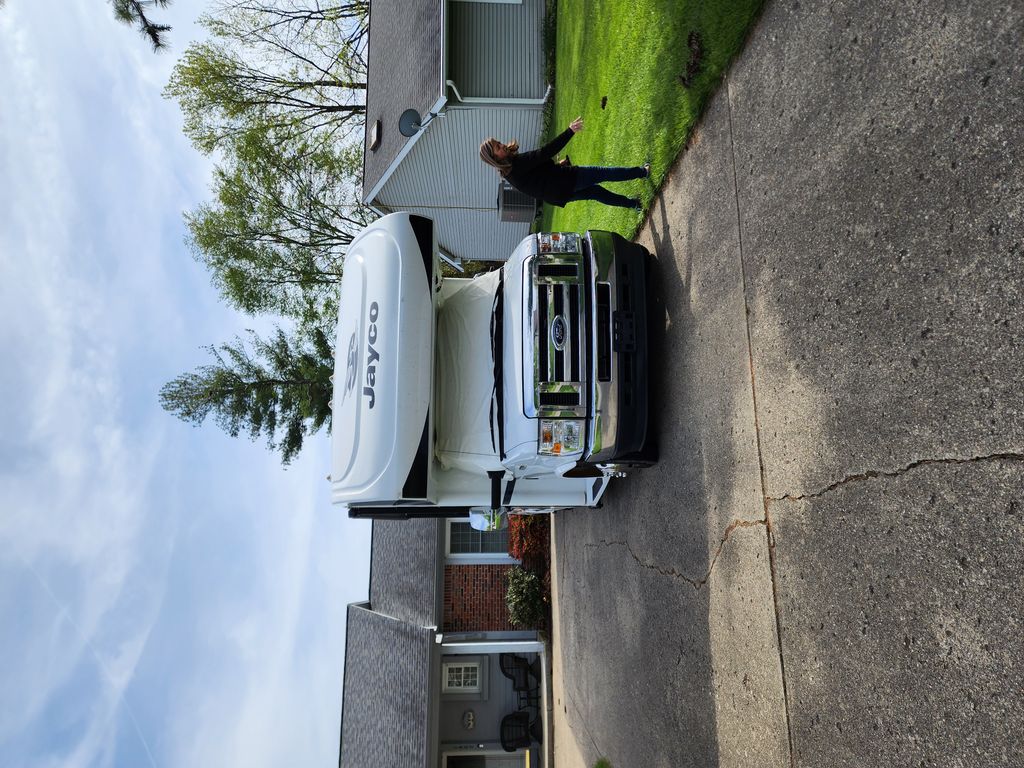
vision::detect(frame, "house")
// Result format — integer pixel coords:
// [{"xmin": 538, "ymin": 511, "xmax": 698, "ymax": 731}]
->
[
  {"xmin": 362, "ymin": 0, "xmax": 551, "ymax": 264},
  {"xmin": 338, "ymin": 518, "xmax": 549, "ymax": 768}
]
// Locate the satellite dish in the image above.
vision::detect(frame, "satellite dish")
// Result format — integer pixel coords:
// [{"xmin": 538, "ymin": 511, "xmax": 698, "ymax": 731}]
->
[{"xmin": 398, "ymin": 109, "xmax": 422, "ymax": 137}]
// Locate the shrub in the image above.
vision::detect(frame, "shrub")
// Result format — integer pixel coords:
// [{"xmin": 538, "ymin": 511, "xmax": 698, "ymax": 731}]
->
[
  {"xmin": 506, "ymin": 566, "xmax": 546, "ymax": 628},
  {"xmin": 508, "ymin": 514, "xmax": 550, "ymax": 564}
]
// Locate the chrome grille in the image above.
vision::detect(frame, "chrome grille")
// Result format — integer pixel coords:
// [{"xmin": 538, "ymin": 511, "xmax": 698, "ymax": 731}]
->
[
  {"xmin": 539, "ymin": 391, "xmax": 579, "ymax": 407},
  {"xmin": 537, "ymin": 263, "xmax": 578, "ymax": 279},
  {"xmin": 532, "ymin": 255, "xmax": 586, "ymax": 416}
]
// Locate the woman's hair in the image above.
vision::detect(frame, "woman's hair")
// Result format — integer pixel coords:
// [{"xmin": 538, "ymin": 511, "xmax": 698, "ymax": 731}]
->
[{"xmin": 479, "ymin": 138, "xmax": 519, "ymax": 175}]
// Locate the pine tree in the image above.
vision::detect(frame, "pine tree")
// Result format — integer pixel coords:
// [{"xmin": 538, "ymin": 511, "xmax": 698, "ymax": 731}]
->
[
  {"xmin": 111, "ymin": 0, "xmax": 173, "ymax": 51},
  {"xmin": 160, "ymin": 325, "xmax": 334, "ymax": 463}
]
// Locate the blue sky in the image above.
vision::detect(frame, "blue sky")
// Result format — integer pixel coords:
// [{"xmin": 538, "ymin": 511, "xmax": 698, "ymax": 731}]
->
[{"xmin": 0, "ymin": 2, "xmax": 372, "ymax": 766}]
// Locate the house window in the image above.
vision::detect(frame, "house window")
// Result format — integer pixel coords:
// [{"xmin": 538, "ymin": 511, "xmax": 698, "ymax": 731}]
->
[
  {"xmin": 443, "ymin": 662, "xmax": 481, "ymax": 693},
  {"xmin": 445, "ymin": 520, "xmax": 517, "ymax": 565},
  {"xmin": 449, "ymin": 521, "xmax": 509, "ymax": 555}
]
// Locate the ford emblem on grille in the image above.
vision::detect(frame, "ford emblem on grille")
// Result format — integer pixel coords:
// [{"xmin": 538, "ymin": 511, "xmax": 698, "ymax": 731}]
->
[{"xmin": 551, "ymin": 315, "xmax": 568, "ymax": 350}]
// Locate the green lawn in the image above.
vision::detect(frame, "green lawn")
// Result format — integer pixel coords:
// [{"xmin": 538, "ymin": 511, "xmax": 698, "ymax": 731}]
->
[{"xmin": 539, "ymin": 0, "xmax": 764, "ymax": 237}]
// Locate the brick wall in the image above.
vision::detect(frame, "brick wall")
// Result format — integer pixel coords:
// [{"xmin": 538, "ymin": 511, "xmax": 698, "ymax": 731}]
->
[{"xmin": 442, "ymin": 564, "xmax": 514, "ymax": 632}]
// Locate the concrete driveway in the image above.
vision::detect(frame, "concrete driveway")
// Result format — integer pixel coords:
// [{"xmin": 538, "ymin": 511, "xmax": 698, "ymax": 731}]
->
[{"xmin": 550, "ymin": 1, "xmax": 1024, "ymax": 766}]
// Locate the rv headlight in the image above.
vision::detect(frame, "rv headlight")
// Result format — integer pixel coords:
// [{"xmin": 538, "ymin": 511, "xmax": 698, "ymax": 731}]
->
[
  {"xmin": 539, "ymin": 419, "xmax": 584, "ymax": 455},
  {"xmin": 537, "ymin": 232, "xmax": 580, "ymax": 254}
]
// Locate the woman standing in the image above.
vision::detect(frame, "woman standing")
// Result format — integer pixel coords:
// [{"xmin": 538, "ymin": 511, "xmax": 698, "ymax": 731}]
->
[{"xmin": 480, "ymin": 116, "xmax": 649, "ymax": 210}]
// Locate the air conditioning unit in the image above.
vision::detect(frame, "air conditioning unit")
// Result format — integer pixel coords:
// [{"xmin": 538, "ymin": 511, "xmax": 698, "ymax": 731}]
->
[{"xmin": 497, "ymin": 180, "xmax": 537, "ymax": 223}]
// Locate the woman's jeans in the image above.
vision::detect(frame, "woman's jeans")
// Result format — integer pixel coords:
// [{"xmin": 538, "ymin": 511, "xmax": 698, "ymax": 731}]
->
[{"xmin": 568, "ymin": 165, "xmax": 647, "ymax": 207}]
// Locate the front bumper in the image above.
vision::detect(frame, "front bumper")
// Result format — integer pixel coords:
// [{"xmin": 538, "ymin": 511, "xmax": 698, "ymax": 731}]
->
[{"xmin": 585, "ymin": 231, "xmax": 651, "ymax": 463}]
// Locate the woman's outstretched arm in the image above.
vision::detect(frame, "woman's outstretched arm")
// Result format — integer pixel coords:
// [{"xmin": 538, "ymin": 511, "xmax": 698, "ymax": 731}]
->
[{"xmin": 515, "ymin": 117, "xmax": 582, "ymax": 169}]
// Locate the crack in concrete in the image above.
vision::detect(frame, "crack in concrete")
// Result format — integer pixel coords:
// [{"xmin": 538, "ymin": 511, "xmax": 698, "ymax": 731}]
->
[
  {"xmin": 589, "ymin": 518, "xmax": 767, "ymax": 590},
  {"xmin": 564, "ymin": 687, "xmax": 604, "ymax": 761},
  {"xmin": 726, "ymin": 73, "xmax": 797, "ymax": 768},
  {"xmin": 589, "ymin": 538, "xmax": 702, "ymax": 589},
  {"xmin": 767, "ymin": 451, "xmax": 1024, "ymax": 504}
]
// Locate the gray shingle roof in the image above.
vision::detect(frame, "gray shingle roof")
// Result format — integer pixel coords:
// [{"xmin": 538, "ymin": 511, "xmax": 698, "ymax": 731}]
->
[
  {"xmin": 339, "ymin": 605, "xmax": 435, "ymax": 768},
  {"xmin": 370, "ymin": 519, "xmax": 443, "ymax": 627},
  {"xmin": 363, "ymin": 0, "xmax": 443, "ymax": 200},
  {"xmin": 337, "ymin": 520, "xmax": 443, "ymax": 768}
]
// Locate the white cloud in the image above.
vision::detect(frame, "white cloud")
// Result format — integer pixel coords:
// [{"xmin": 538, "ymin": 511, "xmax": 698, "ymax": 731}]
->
[
  {"xmin": 164, "ymin": 443, "xmax": 370, "ymax": 768},
  {"xmin": 0, "ymin": 3, "xmax": 191, "ymax": 764},
  {"xmin": 0, "ymin": 2, "xmax": 372, "ymax": 766}
]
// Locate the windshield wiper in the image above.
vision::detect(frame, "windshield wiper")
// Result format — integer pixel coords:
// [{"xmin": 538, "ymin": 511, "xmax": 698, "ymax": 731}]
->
[{"xmin": 489, "ymin": 273, "xmax": 506, "ymax": 460}]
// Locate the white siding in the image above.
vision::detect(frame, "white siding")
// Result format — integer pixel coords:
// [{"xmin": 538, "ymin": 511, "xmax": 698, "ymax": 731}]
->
[
  {"xmin": 377, "ymin": 106, "xmax": 546, "ymax": 262},
  {"xmin": 447, "ymin": 0, "xmax": 547, "ymax": 100}
]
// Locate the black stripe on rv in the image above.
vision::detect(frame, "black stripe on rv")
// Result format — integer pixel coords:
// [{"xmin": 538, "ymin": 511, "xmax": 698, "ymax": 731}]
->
[
  {"xmin": 401, "ymin": 415, "xmax": 430, "ymax": 500},
  {"xmin": 348, "ymin": 506, "xmax": 470, "ymax": 520},
  {"xmin": 502, "ymin": 478, "xmax": 517, "ymax": 506},
  {"xmin": 409, "ymin": 215, "xmax": 434, "ymax": 292}
]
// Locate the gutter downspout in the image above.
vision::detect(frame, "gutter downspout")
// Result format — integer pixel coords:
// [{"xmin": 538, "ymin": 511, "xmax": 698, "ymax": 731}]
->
[{"xmin": 445, "ymin": 80, "xmax": 552, "ymax": 108}]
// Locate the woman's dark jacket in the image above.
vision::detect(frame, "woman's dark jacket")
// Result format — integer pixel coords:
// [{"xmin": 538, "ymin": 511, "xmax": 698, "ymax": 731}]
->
[{"xmin": 504, "ymin": 128, "xmax": 578, "ymax": 207}]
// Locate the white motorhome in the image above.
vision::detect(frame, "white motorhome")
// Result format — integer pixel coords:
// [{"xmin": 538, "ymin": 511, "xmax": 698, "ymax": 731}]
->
[{"xmin": 330, "ymin": 212, "xmax": 654, "ymax": 520}]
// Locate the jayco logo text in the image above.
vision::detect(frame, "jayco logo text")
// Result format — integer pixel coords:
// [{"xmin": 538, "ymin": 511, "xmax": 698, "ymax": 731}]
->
[{"xmin": 364, "ymin": 301, "xmax": 380, "ymax": 409}]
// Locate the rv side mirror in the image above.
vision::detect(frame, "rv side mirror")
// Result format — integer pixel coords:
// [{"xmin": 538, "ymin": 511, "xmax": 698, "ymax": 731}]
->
[{"xmin": 468, "ymin": 507, "xmax": 507, "ymax": 531}]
